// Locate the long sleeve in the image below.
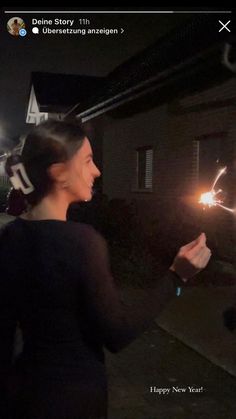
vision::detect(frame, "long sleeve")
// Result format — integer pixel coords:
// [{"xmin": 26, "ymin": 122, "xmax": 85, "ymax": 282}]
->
[
  {"xmin": 0, "ymin": 226, "xmax": 18, "ymax": 417},
  {"xmin": 0, "ymin": 275, "xmax": 18, "ymax": 416},
  {"xmin": 79, "ymin": 227, "xmax": 177, "ymax": 353}
]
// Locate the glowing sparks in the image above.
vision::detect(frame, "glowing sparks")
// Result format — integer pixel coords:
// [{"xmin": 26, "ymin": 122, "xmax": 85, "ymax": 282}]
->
[
  {"xmin": 212, "ymin": 167, "xmax": 227, "ymax": 190},
  {"xmin": 199, "ymin": 191, "xmax": 222, "ymax": 207},
  {"xmin": 199, "ymin": 166, "xmax": 235, "ymax": 214}
]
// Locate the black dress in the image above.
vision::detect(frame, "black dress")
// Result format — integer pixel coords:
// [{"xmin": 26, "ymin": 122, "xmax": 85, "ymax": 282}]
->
[{"xmin": 0, "ymin": 218, "xmax": 177, "ymax": 419}]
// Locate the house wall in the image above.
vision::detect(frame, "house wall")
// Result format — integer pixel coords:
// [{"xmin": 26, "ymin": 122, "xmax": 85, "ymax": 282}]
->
[
  {"xmin": 101, "ymin": 77, "xmax": 236, "ymax": 254},
  {"xmin": 102, "ymin": 106, "xmax": 172, "ymax": 221},
  {"xmin": 102, "ymin": 77, "xmax": 235, "ymax": 198}
]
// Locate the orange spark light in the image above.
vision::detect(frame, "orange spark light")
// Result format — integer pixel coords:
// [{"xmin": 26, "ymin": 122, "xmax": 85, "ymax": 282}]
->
[{"xmin": 198, "ymin": 166, "xmax": 235, "ymax": 214}]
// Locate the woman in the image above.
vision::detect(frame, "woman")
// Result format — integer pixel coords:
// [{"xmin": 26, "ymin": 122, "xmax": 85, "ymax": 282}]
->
[{"xmin": 0, "ymin": 119, "xmax": 211, "ymax": 419}]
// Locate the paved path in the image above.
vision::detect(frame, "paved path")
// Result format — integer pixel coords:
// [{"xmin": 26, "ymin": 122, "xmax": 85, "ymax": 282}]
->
[
  {"xmin": 157, "ymin": 286, "xmax": 236, "ymax": 377},
  {"xmin": 107, "ymin": 322, "xmax": 236, "ymax": 419}
]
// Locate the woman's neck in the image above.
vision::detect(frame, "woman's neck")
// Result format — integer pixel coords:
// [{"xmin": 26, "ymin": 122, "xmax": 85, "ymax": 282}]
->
[{"xmin": 23, "ymin": 193, "xmax": 70, "ymax": 221}]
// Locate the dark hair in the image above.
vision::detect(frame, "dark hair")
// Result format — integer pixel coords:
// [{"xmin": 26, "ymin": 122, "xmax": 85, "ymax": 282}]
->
[
  {"xmin": 5, "ymin": 188, "xmax": 27, "ymax": 216},
  {"xmin": 5, "ymin": 119, "xmax": 86, "ymax": 215}
]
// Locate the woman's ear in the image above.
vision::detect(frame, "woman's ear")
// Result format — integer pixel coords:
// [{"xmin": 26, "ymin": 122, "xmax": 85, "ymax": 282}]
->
[{"xmin": 48, "ymin": 163, "xmax": 68, "ymax": 183}]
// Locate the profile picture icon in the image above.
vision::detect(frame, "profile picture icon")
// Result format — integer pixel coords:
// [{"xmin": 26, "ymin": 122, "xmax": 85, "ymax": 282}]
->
[{"xmin": 7, "ymin": 17, "xmax": 26, "ymax": 36}]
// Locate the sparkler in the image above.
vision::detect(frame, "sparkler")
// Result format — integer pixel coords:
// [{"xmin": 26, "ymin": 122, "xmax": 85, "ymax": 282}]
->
[{"xmin": 199, "ymin": 167, "xmax": 235, "ymax": 214}]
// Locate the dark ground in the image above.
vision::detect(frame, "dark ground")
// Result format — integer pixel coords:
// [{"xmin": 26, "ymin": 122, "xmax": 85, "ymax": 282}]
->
[{"xmin": 106, "ymin": 321, "xmax": 236, "ymax": 419}]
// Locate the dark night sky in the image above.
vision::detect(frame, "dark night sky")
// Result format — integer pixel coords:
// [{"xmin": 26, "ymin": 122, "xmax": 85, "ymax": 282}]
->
[{"xmin": 0, "ymin": 7, "xmax": 190, "ymax": 148}]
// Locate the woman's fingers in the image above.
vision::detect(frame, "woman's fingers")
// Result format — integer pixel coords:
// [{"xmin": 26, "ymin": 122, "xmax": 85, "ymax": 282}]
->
[
  {"xmin": 179, "ymin": 233, "xmax": 206, "ymax": 257},
  {"xmin": 190, "ymin": 247, "xmax": 212, "ymax": 270},
  {"xmin": 172, "ymin": 234, "xmax": 212, "ymax": 279}
]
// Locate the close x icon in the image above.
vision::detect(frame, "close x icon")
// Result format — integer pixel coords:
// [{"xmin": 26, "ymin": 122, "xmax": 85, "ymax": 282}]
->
[{"xmin": 218, "ymin": 20, "xmax": 231, "ymax": 32}]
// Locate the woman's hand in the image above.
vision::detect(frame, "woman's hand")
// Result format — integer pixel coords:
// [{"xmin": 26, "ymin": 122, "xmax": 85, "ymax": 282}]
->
[{"xmin": 170, "ymin": 233, "xmax": 211, "ymax": 281}]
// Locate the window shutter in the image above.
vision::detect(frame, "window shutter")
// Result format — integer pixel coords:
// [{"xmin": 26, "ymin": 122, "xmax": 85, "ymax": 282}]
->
[
  {"xmin": 136, "ymin": 146, "xmax": 153, "ymax": 190},
  {"xmin": 145, "ymin": 148, "xmax": 153, "ymax": 189}
]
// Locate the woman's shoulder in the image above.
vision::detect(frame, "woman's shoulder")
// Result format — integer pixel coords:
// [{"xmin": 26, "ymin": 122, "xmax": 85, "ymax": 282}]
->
[
  {"xmin": 15, "ymin": 217, "xmax": 104, "ymax": 241},
  {"xmin": 0, "ymin": 218, "xmax": 24, "ymax": 263},
  {"xmin": 0, "ymin": 217, "xmax": 106, "ymax": 251},
  {"xmin": 0, "ymin": 217, "xmax": 17, "ymax": 238}
]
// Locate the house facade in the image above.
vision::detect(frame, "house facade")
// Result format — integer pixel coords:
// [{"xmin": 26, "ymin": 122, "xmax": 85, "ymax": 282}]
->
[
  {"xmin": 93, "ymin": 77, "xmax": 236, "ymax": 260},
  {"xmin": 100, "ymin": 77, "xmax": 236, "ymax": 207}
]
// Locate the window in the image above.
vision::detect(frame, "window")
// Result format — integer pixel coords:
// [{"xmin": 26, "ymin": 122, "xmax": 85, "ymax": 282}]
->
[{"xmin": 136, "ymin": 146, "xmax": 153, "ymax": 190}]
